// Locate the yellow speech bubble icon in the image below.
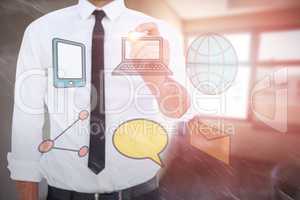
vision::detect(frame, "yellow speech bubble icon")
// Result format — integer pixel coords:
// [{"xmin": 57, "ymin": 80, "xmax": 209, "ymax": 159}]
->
[{"xmin": 113, "ymin": 119, "xmax": 168, "ymax": 167}]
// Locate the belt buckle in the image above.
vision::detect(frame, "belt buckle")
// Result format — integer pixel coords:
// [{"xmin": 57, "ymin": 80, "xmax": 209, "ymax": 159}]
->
[{"xmin": 94, "ymin": 192, "xmax": 122, "ymax": 200}]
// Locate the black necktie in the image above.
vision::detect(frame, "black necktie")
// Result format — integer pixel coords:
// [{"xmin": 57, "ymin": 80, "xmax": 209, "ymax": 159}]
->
[{"xmin": 88, "ymin": 10, "xmax": 106, "ymax": 174}]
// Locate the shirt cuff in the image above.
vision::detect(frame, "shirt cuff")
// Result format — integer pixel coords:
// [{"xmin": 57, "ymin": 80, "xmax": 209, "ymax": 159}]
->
[{"xmin": 7, "ymin": 153, "xmax": 43, "ymax": 182}]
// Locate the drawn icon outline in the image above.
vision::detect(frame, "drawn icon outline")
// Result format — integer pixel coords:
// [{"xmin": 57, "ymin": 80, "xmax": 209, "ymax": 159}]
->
[
  {"xmin": 112, "ymin": 118, "xmax": 168, "ymax": 167},
  {"xmin": 38, "ymin": 110, "xmax": 90, "ymax": 157},
  {"xmin": 112, "ymin": 37, "xmax": 173, "ymax": 76}
]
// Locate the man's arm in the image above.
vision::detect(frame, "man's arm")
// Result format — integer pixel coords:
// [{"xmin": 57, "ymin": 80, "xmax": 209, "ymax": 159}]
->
[
  {"xmin": 134, "ymin": 23, "xmax": 191, "ymax": 118},
  {"xmin": 141, "ymin": 74, "xmax": 190, "ymax": 118},
  {"xmin": 16, "ymin": 181, "xmax": 38, "ymax": 200},
  {"xmin": 8, "ymin": 24, "xmax": 46, "ymax": 199}
]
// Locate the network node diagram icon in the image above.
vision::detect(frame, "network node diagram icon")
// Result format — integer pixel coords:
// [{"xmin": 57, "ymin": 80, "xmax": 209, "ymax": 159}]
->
[{"xmin": 38, "ymin": 110, "xmax": 90, "ymax": 158}]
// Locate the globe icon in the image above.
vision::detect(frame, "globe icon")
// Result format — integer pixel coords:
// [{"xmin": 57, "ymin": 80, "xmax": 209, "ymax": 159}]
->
[{"xmin": 186, "ymin": 33, "xmax": 238, "ymax": 95}]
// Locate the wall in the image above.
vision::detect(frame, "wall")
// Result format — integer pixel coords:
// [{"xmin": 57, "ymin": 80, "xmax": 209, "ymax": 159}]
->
[{"xmin": 183, "ymin": 7, "xmax": 300, "ymax": 34}]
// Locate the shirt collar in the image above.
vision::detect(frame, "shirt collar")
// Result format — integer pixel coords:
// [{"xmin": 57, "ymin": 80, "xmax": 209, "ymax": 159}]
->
[{"xmin": 78, "ymin": 0, "xmax": 126, "ymax": 20}]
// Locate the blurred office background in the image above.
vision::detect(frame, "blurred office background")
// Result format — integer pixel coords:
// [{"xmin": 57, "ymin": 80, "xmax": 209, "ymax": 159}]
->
[{"xmin": 1, "ymin": 0, "xmax": 300, "ymax": 199}]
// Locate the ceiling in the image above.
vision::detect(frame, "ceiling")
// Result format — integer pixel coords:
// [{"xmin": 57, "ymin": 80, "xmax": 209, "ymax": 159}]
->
[{"xmin": 164, "ymin": 0, "xmax": 300, "ymax": 20}]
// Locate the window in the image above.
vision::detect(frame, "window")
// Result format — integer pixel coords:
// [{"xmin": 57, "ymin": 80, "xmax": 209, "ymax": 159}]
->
[
  {"xmin": 259, "ymin": 30, "xmax": 300, "ymax": 61},
  {"xmin": 253, "ymin": 29, "xmax": 300, "ymax": 127},
  {"xmin": 186, "ymin": 33, "xmax": 252, "ymax": 119}
]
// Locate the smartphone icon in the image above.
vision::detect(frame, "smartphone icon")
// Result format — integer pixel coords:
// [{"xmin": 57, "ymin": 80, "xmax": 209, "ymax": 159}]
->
[{"xmin": 52, "ymin": 38, "xmax": 86, "ymax": 88}]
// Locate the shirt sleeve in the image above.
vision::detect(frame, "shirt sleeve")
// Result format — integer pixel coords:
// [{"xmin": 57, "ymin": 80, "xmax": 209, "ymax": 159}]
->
[
  {"xmin": 155, "ymin": 22, "xmax": 193, "ymax": 135},
  {"xmin": 160, "ymin": 23, "xmax": 186, "ymax": 87},
  {"xmin": 159, "ymin": 22, "xmax": 193, "ymax": 122},
  {"xmin": 7, "ymin": 24, "xmax": 47, "ymax": 182}
]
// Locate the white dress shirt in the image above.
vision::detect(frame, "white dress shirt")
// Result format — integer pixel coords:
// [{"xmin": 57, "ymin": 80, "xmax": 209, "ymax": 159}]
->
[{"xmin": 7, "ymin": 0, "xmax": 185, "ymax": 193}]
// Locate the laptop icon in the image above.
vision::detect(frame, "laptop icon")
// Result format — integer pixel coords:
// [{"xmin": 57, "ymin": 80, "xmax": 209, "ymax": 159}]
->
[{"xmin": 112, "ymin": 37, "xmax": 173, "ymax": 76}]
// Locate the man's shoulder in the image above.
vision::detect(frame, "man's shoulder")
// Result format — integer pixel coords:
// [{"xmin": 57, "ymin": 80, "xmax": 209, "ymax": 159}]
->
[
  {"xmin": 123, "ymin": 8, "xmax": 177, "ymax": 35},
  {"xmin": 124, "ymin": 8, "xmax": 169, "ymax": 27},
  {"xmin": 124, "ymin": 8, "xmax": 158, "ymax": 22},
  {"xmin": 26, "ymin": 5, "xmax": 78, "ymax": 32}
]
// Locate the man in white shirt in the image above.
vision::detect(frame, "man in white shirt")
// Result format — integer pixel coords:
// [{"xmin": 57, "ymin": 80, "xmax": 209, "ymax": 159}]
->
[{"xmin": 8, "ymin": 0, "xmax": 190, "ymax": 199}]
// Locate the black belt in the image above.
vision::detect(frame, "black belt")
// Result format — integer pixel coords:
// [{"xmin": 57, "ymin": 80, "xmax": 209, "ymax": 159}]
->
[{"xmin": 47, "ymin": 176, "xmax": 158, "ymax": 200}]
